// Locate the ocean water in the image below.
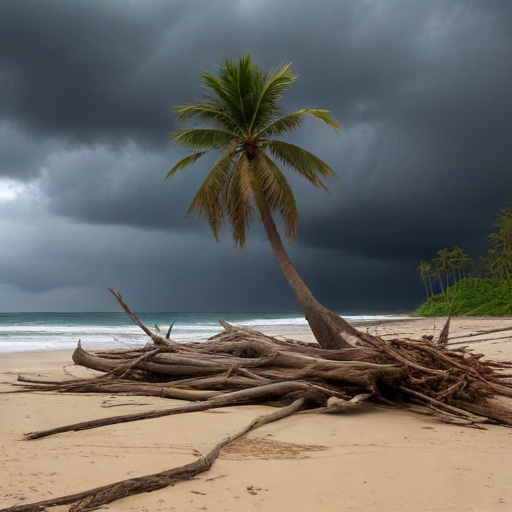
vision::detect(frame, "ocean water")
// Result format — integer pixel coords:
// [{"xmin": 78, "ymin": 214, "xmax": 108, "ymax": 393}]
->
[{"xmin": 0, "ymin": 312, "xmax": 408, "ymax": 354}]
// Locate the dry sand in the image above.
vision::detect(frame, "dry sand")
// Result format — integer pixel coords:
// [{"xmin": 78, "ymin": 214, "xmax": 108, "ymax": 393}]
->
[{"xmin": 1, "ymin": 317, "xmax": 512, "ymax": 512}]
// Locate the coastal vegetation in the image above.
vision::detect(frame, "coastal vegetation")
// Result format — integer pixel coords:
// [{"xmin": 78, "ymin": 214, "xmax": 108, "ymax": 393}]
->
[{"xmin": 416, "ymin": 205, "xmax": 512, "ymax": 316}]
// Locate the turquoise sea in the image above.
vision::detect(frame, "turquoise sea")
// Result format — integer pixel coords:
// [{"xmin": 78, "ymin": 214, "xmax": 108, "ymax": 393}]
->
[{"xmin": 0, "ymin": 312, "xmax": 408, "ymax": 353}]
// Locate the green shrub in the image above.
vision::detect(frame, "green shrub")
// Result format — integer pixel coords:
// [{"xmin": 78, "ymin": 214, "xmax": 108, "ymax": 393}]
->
[{"xmin": 415, "ymin": 278, "xmax": 512, "ymax": 316}]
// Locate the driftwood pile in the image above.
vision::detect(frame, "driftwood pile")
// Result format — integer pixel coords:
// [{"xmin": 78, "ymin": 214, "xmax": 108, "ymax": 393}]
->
[{"xmin": 3, "ymin": 289, "xmax": 512, "ymax": 512}]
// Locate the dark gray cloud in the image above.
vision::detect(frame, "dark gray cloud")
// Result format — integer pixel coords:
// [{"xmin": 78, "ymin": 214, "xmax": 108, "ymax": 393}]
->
[
  {"xmin": 0, "ymin": 0, "xmax": 194, "ymax": 146},
  {"xmin": 0, "ymin": 0, "xmax": 511, "ymax": 313}
]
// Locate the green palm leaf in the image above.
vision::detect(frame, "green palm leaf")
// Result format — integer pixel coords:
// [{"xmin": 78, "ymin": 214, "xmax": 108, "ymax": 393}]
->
[
  {"xmin": 186, "ymin": 149, "xmax": 237, "ymax": 240},
  {"xmin": 249, "ymin": 62, "xmax": 295, "ymax": 132},
  {"xmin": 165, "ymin": 151, "xmax": 210, "ymax": 180},
  {"xmin": 224, "ymin": 153, "xmax": 255, "ymax": 248},
  {"xmin": 256, "ymin": 153, "xmax": 299, "ymax": 242},
  {"xmin": 262, "ymin": 140, "xmax": 337, "ymax": 191},
  {"xmin": 170, "ymin": 128, "xmax": 235, "ymax": 151},
  {"xmin": 200, "ymin": 54, "xmax": 255, "ymax": 130},
  {"xmin": 257, "ymin": 109, "xmax": 340, "ymax": 138},
  {"xmin": 174, "ymin": 103, "xmax": 239, "ymax": 132}
]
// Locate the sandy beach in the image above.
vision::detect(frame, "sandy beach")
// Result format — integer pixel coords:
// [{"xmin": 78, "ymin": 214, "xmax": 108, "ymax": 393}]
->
[{"xmin": 1, "ymin": 317, "xmax": 512, "ymax": 512}]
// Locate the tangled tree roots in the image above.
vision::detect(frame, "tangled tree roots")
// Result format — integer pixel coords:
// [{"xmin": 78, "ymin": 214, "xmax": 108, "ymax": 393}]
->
[{"xmin": 3, "ymin": 289, "xmax": 512, "ymax": 512}]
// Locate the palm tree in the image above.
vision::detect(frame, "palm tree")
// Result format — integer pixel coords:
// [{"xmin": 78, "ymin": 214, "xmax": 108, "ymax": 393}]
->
[
  {"xmin": 416, "ymin": 260, "xmax": 431, "ymax": 299},
  {"xmin": 458, "ymin": 249, "xmax": 472, "ymax": 279},
  {"xmin": 489, "ymin": 206, "xmax": 512, "ymax": 280},
  {"xmin": 425, "ymin": 261, "xmax": 435, "ymax": 297},
  {"xmin": 447, "ymin": 248, "xmax": 459, "ymax": 284},
  {"xmin": 431, "ymin": 258, "xmax": 445, "ymax": 296},
  {"xmin": 165, "ymin": 54, "xmax": 360, "ymax": 350},
  {"xmin": 433, "ymin": 248, "xmax": 450, "ymax": 294},
  {"xmin": 451, "ymin": 246, "xmax": 471, "ymax": 282}
]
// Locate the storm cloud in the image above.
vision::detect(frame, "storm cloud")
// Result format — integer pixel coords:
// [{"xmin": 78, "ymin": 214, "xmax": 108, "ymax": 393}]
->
[{"xmin": 0, "ymin": 0, "xmax": 511, "ymax": 312}]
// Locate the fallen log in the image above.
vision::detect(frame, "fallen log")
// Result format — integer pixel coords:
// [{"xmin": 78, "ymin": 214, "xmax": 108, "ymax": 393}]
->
[{"xmin": 24, "ymin": 380, "xmax": 329, "ymax": 440}]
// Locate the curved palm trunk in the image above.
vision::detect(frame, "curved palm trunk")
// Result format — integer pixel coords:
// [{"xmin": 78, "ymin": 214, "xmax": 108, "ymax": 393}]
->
[
  {"xmin": 422, "ymin": 279, "xmax": 429, "ymax": 299},
  {"xmin": 256, "ymin": 195, "xmax": 360, "ymax": 349},
  {"xmin": 436, "ymin": 271, "xmax": 446, "ymax": 296}
]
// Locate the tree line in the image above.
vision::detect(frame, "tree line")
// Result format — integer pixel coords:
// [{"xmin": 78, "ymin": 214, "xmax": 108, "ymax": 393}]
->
[{"xmin": 417, "ymin": 205, "xmax": 512, "ymax": 299}]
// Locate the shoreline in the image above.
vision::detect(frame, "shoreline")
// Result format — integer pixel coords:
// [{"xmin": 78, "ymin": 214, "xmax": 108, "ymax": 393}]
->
[
  {"xmin": 2, "ymin": 317, "xmax": 512, "ymax": 511},
  {"xmin": 4, "ymin": 313, "xmax": 512, "ymax": 356},
  {"xmin": 0, "ymin": 312, "xmax": 416, "ymax": 355}
]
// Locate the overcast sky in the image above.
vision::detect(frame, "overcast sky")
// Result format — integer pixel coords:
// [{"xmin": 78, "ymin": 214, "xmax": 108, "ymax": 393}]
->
[{"xmin": 0, "ymin": 0, "xmax": 511, "ymax": 313}]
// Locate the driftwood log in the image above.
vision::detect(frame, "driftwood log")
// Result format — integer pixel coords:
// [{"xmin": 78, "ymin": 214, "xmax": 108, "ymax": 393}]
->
[{"xmin": 3, "ymin": 289, "xmax": 512, "ymax": 512}]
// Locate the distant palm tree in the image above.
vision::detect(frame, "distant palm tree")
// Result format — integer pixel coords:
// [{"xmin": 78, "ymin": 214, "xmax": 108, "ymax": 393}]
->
[
  {"xmin": 489, "ymin": 206, "xmax": 512, "ymax": 280},
  {"xmin": 458, "ymin": 249, "xmax": 472, "ymax": 279},
  {"xmin": 166, "ymin": 53, "xmax": 359, "ymax": 349},
  {"xmin": 417, "ymin": 260, "xmax": 432, "ymax": 299},
  {"xmin": 451, "ymin": 246, "xmax": 471, "ymax": 282},
  {"xmin": 433, "ymin": 248, "xmax": 449, "ymax": 295},
  {"xmin": 447, "ymin": 248, "xmax": 459, "ymax": 284}
]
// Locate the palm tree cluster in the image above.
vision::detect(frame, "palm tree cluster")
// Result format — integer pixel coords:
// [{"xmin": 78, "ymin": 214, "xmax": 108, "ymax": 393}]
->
[
  {"xmin": 417, "ymin": 246, "xmax": 471, "ymax": 299},
  {"xmin": 488, "ymin": 205, "xmax": 512, "ymax": 280},
  {"xmin": 417, "ymin": 205, "xmax": 512, "ymax": 300}
]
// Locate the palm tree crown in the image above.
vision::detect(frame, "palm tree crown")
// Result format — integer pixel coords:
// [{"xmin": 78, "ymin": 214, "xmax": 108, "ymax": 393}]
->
[{"xmin": 166, "ymin": 52, "xmax": 341, "ymax": 248}]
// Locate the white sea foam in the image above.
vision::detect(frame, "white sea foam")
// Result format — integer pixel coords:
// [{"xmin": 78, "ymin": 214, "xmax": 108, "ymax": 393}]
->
[{"xmin": 0, "ymin": 312, "xmax": 409, "ymax": 353}]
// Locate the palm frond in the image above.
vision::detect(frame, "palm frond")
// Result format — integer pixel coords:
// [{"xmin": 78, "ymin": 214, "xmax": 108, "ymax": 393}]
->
[
  {"xmin": 255, "ymin": 111, "xmax": 305, "ymax": 137},
  {"xmin": 173, "ymin": 103, "xmax": 239, "ymax": 132},
  {"xmin": 309, "ymin": 109, "xmax": 341, "ymax": 130},
  {"xmin": 233, "ymin": 53, "xmax": 254, "ymax": 131},
  {"xmin": 170, "ymin": 128, "xmax": 235, "ymax": 151},
  {"xmin": 224, "ymin": 153, "xmax": 255, "ymax": 248},
  {"xmin": 199, "ymin": 73, "xmax": 246, "ymax": 130},
  {"xmin": 255, "ymin": 153, "xmax": 299, "ymax": 242},
  {"xmin": 257, "ymin": 109, "xmax": 340, "ymax": 138},
  {"xmin": 165, "ymin": 151, "xmax": 210, "ymax": 180},
  {"xmin": 249, "ymin": 63, "xmax": 296, "ymax": 132},
  {"xmin": 199, "ymin": 73, "xmax": 231, "ymax": 106},
  {"xmin": 186, "ymin": 149, "xmax": 237, "ymax": 240},
  {"xmin": 199, "ymin": 53, "xmax": 255, "ymax": 132},
  {"xmin": 262, "ymin": 140, "xmax": 337, "ymax": 191}
]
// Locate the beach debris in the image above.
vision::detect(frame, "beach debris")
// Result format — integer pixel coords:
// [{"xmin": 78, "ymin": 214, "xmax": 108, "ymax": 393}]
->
[
  {"xmin": 165, "ymin": 320, "xmax": 175, "ymax": 340},
  {"xmin": 3, "ymin": 289, "xmax": 512, "ymax": 512},
  {"xmin": 437, "ymin": 316, "xmax": 451, "ymax": 345}
]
